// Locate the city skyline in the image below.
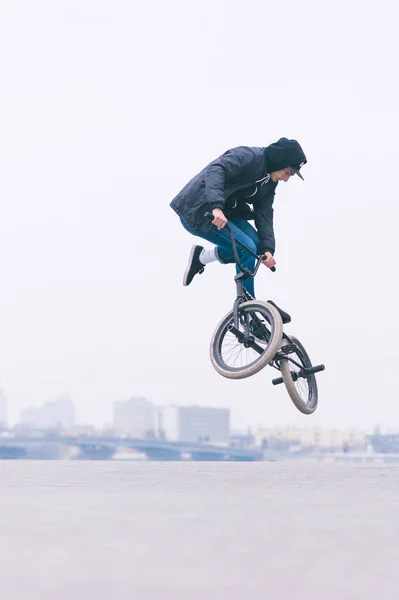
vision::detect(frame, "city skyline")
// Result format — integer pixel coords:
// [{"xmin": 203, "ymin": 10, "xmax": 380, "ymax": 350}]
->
[{"xmin": 0, "ymin": 388, "xmax": 396, "ymax": 437}]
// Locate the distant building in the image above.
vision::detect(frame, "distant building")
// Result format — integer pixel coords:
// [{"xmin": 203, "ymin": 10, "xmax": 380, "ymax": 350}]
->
[
  {"xmin": 0, "ymin": 385, "xmax": 7, "ymax": 428},
  {"xmin": 255, "ymin": 427, "xmax": 366, "ymax": 452},
  {"xmin": 113, "ymin": 397, "xmax": 156, "ymax": 437},
  {"xmin": 20, "ymin": 396, "xmax": 76, "ymax": 430},
  {"xmin": 65, "ymin": 424, "xmax": 96, "ymax": 436},
  {"xmin": 160, "ymin": 405, "xmax": 230, "ymax": 443},
  {"xmin": 367, "ymin": 434, "xmax": 399, "ymax": 453},
  {"xmin": 229, "ymin": 429, "xmax": 255, "ymax": 448}
]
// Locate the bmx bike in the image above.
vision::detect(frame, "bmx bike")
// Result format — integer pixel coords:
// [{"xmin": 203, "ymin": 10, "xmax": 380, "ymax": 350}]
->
[{"xmin": 205, "ymin": 212, "xmax": 325, "ymax": 415}]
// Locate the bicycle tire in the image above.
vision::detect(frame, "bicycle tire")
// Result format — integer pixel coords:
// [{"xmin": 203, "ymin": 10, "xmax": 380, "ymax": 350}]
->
[
  {"xmin": 210, "ymin": 300, "xmax": 283, "ymax": 379},
  {"xmin": 279, "ymin": 336, "xmax": 318, "ymax": 414}
]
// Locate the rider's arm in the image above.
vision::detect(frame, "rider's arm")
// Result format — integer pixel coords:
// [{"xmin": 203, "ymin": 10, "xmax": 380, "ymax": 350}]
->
[
  {"xmin": 205, "ymin": 146, "xmax": 263, "ymax": 212},
  {"xmin": 254, "ymin": 191, "xmax": 276, "ymax": 255}
]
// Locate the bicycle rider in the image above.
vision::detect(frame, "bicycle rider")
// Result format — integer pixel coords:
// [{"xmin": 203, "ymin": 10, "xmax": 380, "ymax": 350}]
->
[{"xmin": 170, "ymin": 138, "xmax": 307, "ymax": 299}]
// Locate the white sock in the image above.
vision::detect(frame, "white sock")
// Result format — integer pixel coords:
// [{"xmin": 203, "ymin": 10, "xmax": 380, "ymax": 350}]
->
[{"xmin": 199, "ymin": 247, "xmax": 218, "ymax": 264}]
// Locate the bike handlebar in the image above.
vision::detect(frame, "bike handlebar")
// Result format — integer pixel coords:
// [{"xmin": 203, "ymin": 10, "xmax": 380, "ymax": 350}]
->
[{"xmin": 204, "ymin": 212, "xmax": 276, "ymax": 274}]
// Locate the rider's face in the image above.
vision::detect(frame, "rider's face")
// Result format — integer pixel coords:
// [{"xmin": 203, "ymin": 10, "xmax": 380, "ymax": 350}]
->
[{"xmin": 270, "ymin": 168, "xmax": 295, "ymax": 183}]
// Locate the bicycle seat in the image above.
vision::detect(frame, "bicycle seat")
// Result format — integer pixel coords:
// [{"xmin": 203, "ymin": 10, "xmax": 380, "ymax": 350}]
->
[{"xmin": 267, "ymin": 300, "xmax": 291, "ymax": 324}]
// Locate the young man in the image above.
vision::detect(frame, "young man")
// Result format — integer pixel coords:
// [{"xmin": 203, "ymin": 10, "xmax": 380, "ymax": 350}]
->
[{"xmin": 170, "ymin": 137, "xmax": 307, "ymax": 298}]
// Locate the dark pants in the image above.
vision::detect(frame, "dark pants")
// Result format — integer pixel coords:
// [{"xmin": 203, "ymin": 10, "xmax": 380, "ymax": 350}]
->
[{"xmin": 180, "ymin": 217, "xmax": 259, "ymax": 297}]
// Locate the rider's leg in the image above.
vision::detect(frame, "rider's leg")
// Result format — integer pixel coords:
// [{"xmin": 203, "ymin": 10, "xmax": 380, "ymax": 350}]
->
[
  {"xmin": 180, "ymin": 217, "xmax": 259, "ymax": 297},
  {"xmin": 228, "ymin": 219, "xmax": 260, "ymax": 296},
  {"xmin": 220, "ymin": 219, "xmax": 259, "ymax": 298}
]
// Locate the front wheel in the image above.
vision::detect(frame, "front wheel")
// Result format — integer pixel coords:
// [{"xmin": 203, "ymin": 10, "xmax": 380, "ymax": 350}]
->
[
  {"xmin": 210, "ymin": 300, "xmax": 283, "ymax": 379},
  {"xmin": 279, "ymin": 336, "xmax": 318, "ymax": 414}
]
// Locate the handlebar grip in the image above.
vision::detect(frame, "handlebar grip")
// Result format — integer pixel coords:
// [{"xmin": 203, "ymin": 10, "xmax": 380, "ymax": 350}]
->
[{"xmin": 260, "ymin": 254, "xmax": 276, "ymax": 272}]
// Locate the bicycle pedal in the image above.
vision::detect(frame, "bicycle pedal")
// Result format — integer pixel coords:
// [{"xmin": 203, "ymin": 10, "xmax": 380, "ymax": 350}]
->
[{"xmin": 280, "ymin": 343, "xmax": 296, "ymax": 355}]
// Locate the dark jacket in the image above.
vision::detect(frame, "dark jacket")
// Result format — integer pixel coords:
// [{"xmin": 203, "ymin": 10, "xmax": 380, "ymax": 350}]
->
[{"xmin": 170, "ymin": 138, "xmax": 307, "ymax": 255}]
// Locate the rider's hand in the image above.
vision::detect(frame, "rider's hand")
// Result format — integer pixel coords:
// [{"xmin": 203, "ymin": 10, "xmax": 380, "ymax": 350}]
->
[
  {"xmin": 262, "ymin": 252, "xmax": 276, "ymax": 269},
  {"xmin": 212, "ymin": 208, "xmax": 227, "ymax": 230}
]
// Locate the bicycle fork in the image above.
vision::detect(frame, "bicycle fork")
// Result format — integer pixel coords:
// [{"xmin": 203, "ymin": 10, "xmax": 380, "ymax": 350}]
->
[{"xmin": 272, "ymin": 345, "xmax": 325, "ymax": 385}]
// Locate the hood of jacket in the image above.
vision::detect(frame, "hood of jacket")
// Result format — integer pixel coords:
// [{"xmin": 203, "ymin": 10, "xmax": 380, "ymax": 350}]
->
[{"xmin": 264, "ymin": 138, "xmax": 307, "ymax": 173}]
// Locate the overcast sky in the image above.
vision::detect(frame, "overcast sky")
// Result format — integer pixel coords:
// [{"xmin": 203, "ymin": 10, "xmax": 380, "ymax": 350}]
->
[{"xmin": 0, "ymin": 0, "xmax": 398, "ymax": 432}]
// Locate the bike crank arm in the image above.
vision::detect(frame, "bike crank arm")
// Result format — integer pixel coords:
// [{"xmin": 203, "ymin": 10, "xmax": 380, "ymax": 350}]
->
[{"xmin": 272, "ymin": 363, "xmax": 325, "ymax": 385}]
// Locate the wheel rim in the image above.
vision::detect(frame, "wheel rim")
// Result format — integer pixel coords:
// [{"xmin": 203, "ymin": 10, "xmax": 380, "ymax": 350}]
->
[{"xmin": 215, "ymin": 305, "xmax": 275, "ymax": 372}]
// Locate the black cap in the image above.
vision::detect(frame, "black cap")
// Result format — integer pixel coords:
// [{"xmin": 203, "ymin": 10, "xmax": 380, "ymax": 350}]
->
[
  {"xmin": 264, "ymin": 138, "xmax": 307, "ymax": 178},
  {"xmin": 291, "ymin": 162, "xmax": 306, "ymax": 181}
]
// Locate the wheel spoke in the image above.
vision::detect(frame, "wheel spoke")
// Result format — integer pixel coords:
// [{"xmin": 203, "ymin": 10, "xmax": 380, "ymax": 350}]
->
[
  {"xmin": 288, "ymin": 352, "xmax": 310, "ymax": 403},
  {"xmin": 211, "ymin": 300, "xmax": 283, "ymax": 380},
  {"xmin": 218, "ymin": 306, "xmax": 273, "ymax": 370}
]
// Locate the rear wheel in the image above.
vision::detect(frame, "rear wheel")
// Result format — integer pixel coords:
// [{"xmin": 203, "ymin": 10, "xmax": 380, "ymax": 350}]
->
[
  {"xmin": 210, "ymin": 300, "xmax": 283, "ymax": 379},
  {"xmin": 279, "ymin": 336, "xmax": 318, "ymax": 414}
]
